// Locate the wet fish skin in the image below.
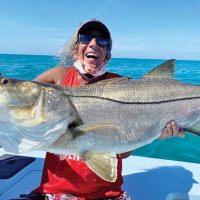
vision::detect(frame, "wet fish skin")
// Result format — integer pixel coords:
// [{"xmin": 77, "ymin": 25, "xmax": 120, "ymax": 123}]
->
[
  {"xmin": 59, "ymin": 76, "xmax": 200, "ymax": 154},
  {"xmin": 0, "ymin": 59, "xmax": 200, "ymax": 182}
]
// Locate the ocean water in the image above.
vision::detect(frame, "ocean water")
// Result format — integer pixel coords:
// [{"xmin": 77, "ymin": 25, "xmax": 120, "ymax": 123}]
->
[{"xmin": 0, "ymin": 54, "xmax": 200, "ymax": 164}]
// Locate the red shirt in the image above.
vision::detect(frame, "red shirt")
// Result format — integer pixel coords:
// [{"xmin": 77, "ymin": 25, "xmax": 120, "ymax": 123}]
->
[{"xmin": 33, "ymin": 67, "xmax": 124, "ymax": 199}]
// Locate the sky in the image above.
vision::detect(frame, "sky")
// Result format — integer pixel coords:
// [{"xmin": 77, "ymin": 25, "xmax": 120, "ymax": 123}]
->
[{"xmin": 0, "ymin": 0, "xmax": 200, "ymax": 60}]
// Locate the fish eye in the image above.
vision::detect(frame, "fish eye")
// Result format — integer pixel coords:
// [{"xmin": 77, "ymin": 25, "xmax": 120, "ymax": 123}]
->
[{"xmin": 1, "ymin": 78, "xmax": 10, "ymax": 85}]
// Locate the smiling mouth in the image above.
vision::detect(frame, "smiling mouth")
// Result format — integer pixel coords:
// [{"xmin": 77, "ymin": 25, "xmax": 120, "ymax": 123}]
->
[{"xmin": 85, "ymin": 53, "xmax": 99, "ymax": 60}]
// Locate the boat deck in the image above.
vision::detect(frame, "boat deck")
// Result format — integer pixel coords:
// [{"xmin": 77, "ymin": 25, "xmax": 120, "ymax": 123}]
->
[{"xmin": 0, "ymin": 149, "xmax": 199, "ymax": 200}]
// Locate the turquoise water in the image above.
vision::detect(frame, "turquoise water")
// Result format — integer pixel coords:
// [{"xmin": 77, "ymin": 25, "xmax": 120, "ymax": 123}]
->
[{"xmin": 0, "ymin": 54, "xmax": 200, "ymax": 164}]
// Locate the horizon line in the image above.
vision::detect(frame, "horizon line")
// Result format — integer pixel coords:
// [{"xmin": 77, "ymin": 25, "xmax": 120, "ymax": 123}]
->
[{"xmin": 0, "ymin": 53, "xmax": 199, "ymax": 62}]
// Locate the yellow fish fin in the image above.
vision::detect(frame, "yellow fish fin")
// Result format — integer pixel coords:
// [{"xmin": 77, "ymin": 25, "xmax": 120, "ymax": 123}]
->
[{"xmin": 81, "ymin": 152, "xmax": 118, "ymax": 182}]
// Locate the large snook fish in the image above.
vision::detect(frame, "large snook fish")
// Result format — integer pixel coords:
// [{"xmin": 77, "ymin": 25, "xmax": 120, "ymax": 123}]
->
[{"xmin": 0, "ymin": 59, "xmax": 200, "ymax": 182}]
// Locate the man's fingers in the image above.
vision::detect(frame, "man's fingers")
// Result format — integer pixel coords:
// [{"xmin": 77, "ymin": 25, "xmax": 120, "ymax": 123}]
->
[
  {"xmin": 171, "ymin": 121, "xmax": 179, "ymax": 136},
  {"xmin": 166, "ymin": 122, "xmax": 173, "ymax": 136},
  {"xmin": 160, "ymin": 121, "xmax": 185, "ymax": 139},
  {"xmin": 178, "ymin": 129, "xmax": 185, "ymax": 138}
]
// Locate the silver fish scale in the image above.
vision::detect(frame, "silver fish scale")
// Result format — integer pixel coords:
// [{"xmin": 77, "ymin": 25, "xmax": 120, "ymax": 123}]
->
[
  {"xmin": 63, "ymin": 78, "xmax": 200, "ymax": 104},
  {"xmin": 68, "ymin": 91, "xmax": 200, "ymax": 154}
]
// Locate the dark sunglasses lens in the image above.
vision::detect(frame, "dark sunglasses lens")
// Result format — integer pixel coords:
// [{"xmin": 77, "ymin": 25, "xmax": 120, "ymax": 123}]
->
[
  {"xmin": 79, "ymin": 34, "xmax": 109, "ymax": 47},
  {"xmin": 96, "ymin": 37, "xmax": 109, "ymax": 46},
  {"xmin": 79, "ymin": 35, "xmax": 92, "ymax": 43}
]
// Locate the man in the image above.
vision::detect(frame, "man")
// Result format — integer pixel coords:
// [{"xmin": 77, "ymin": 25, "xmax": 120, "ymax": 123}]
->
[{"xmin": 17, "ymin": 19, "xmax": 184, "ymax": 200}]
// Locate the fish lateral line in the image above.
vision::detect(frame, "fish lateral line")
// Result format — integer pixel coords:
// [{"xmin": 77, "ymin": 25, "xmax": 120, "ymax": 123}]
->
[{"xmin": 68, "ymin": 95, "xmax": 200, "ymax": 105}]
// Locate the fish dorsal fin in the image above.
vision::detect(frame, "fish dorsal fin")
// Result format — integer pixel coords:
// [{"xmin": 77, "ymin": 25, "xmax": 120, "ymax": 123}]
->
[
  {"xmin": 95, "ymin": 77, "xmax": 132, "ymax": 85},
  {"xmin": 81, "ymin": 152, "xmax": 118, "ymax": 182},
  {"xmin": 144, "ymin": 59, "xmax": 176, "ymax": 78},
  {"xmin": 183, "ymin": 120, "xmax": 200, "ymax": 136}
]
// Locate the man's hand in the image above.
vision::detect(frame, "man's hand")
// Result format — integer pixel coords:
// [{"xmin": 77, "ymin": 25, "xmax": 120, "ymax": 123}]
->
[{"xmin": 159, "ymin": 121, "xmax": 185, "ymax": 139}]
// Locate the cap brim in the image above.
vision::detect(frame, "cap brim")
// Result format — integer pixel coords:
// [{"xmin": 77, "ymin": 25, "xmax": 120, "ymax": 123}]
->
[{"xmin": 78, "ymin": 20, "xmax": 111, "ymax": 39}]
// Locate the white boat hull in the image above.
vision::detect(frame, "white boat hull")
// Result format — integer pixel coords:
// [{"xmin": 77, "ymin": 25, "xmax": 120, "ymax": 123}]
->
[{"xmin": 0, "ymin": 149, "xmax": 199, "ymax": 200}]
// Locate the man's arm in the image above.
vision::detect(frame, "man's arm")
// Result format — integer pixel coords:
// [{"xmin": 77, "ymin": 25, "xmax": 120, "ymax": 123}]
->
[{"xmin": 34, "ymin": 66, "xmax": 67, "ymax": 85}]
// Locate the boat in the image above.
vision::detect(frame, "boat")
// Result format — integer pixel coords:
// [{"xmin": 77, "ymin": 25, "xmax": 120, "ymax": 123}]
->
[{"xmin": 0, "ymin": 148, "xmax": 199, "ymax": 200}]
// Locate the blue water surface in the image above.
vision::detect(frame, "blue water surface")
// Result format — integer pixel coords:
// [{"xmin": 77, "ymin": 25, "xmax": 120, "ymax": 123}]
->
[{"xmin": 0, "ymin": 54, "xmax": 200, "ymax": 163}]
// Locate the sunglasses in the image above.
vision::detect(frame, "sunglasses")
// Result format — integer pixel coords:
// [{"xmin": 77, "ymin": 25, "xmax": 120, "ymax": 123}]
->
[{"xmin": 79, "ymin": 34, "xmax": 109, "ymax": 47}]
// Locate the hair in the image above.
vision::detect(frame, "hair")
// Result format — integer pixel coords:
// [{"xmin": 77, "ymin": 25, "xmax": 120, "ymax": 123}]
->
[
  {"xmin": 58, "ymin": 29, "xmax": 79, "ymax": 66},
  {"xmin": 58, "ymin": 22, "xmax": 112, "ymax": 66}
]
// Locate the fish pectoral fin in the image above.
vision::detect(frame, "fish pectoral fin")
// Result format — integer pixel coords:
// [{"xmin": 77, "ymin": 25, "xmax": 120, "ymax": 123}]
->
[
  {"xmin": 143, "ymin": 59, "xmax": 175, "ymax": 78},
  {"xmin": 81, "ymin": 152, "xmax": 118, "ymax": 182},
  {"xmin": 184, "ymin": 120, "xmax": 200, "ymax": 136},
  {"xmin": 71, "ymin": 123, "xmax": 116, "ymax": 138}
]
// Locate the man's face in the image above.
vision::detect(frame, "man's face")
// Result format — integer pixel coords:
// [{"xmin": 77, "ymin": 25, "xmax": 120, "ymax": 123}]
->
[{"xmin": 75, "ymin": 30, "xmax": 109, "ymax": 74}]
